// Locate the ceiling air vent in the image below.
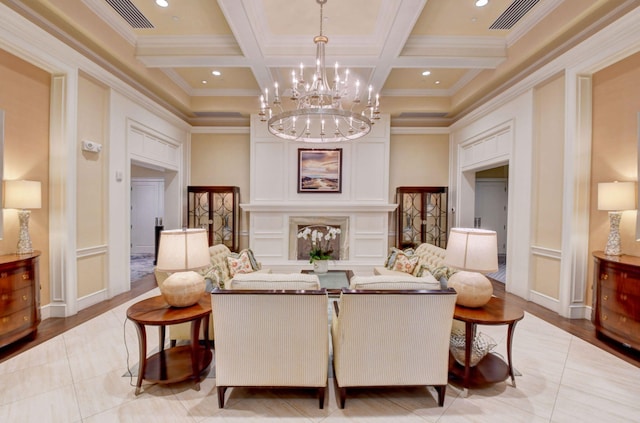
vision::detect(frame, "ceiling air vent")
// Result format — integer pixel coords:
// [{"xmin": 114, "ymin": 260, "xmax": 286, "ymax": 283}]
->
[
  {"xmin": 105, "ymin": 0, "xmax": 154, "ymax": 29},
  {"xmin": 489, "ymin": 0, "xmax": 540, "ymax": 30}
]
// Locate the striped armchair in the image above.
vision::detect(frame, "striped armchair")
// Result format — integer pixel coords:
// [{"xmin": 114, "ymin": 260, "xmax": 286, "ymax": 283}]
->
[
  {"xmin": 211, "ymin": 274, "xmax": 329, "ymax": 409},
  {"xmin": 331, "ymin": 287, "xmax": 457, "ymax": 408}
]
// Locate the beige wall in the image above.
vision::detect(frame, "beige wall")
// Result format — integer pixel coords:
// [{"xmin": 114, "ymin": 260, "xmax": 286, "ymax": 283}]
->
[
  {"xmin": 589, "ymin": 51, "xmax": 640, "ymax": 305},
  {"xmin": 76, "ymin": 74, "xmax": 109, "ymax": 298},
  {"xmin": 388, "ymin": 133, "xmax": 450, "ymax": 248},
  {"xmin": 190, "ymin": 133, "xmax": 251, "ymax": 249},
  {"xmin": 389, "ymin": 133, "xmax": 449, "ymax": 200},
  {"xmin": 530, "ymin": 74, "xmax": 565, "ymax": 299},
  {"xmin": 0, "ymin": 49, "xmax": 51, "ymax": 305}
]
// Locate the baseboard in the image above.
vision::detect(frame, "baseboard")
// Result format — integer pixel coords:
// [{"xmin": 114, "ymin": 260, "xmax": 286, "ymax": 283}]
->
[
  {"xmin": 77, "ymin": 289, "xmax": 109, "ymax": 311},
  {"xmin": 529, "ymin": 289, "xmax": 559, "ymax": 313}
]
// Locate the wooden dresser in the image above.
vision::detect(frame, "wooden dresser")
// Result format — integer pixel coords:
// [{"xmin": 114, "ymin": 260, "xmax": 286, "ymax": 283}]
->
[
  {"xmin": 0, "ymin": 251, "xmax": 41, "ymax": 349},
  {"xmin": 592, "ymin": 251, "xmax": 640, "ymax": 351}
]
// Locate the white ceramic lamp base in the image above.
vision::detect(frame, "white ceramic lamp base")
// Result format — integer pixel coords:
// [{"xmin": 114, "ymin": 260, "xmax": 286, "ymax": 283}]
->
[
  {"xmin": 447, "ymin": 270, "xmax": 493, "ymax": 308},
  {"xmin": 159, "ymin": 271, "xmax": 206, "ymax": 307}
]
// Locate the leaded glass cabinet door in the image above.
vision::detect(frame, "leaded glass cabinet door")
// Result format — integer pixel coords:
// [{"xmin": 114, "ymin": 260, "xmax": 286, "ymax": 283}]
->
[
  {"xmin": 396, "ymin": 187, "xmax": 448, "ymax": 249},
  {"xmin": 187, "ymin": 186, "xmax": 240, "ymax": 252}
]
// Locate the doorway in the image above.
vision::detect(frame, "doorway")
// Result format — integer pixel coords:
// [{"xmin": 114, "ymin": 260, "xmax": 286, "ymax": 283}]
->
[
  {"xmin": 131, "ymin": 176, "xmax": 164, "ymax": 281},
  {"xmin": 475, "ymin": 165, "xmax": 508, "ymax": 282}
]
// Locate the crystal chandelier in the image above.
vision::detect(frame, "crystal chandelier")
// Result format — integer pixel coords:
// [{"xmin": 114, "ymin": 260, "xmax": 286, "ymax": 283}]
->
[{"xmin": 259, "ymin": 0, "xmax": 381, "ymax": 143}]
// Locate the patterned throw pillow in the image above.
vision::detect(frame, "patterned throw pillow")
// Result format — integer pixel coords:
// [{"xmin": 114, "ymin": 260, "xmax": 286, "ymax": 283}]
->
[
  {"xmin": 384, "ymin": 247, "xmax": 415, "ymax": 269},
  {"xmin": 226, "ymin": 249, "xmax": 260, "ymax": 277},
  {"xmin": 391, "ymin": 252, "xmax": 419, "ymax": 274},
  {"xmin": 200, "ymin": 264, "xmax": 226, "ymax": 288}
]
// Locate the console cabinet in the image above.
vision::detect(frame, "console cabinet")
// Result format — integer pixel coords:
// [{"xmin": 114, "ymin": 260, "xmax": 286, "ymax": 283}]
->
[
  {"xmin": 592, "ymin": 251, "xmax": 640, "ymax": 351},
  {"xmin": 187, "ymin": 186, "xmax": 240, "ymax": 252},
  {"xmin": 0, "ymin": 251, "xmax": 41, "ymax": 348},
  {"xmin": 396, "ymin": 187, "xmax": 448, "ymax": 249}
]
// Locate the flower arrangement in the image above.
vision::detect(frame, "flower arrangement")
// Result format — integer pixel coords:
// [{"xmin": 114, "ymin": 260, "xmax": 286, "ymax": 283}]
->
[{"xmin": 297, "ymin": 225, "xmax": 341, "ymax": 263}]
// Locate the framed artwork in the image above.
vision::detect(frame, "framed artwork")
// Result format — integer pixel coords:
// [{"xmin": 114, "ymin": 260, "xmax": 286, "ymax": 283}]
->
[{"xmin": 298, "ymin": 148, "xmax": 342, "ymax": 193}]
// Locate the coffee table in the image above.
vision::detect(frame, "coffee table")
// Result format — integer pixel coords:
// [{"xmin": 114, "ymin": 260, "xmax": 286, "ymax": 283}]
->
[{"xmin": 301, "ymin": 269, "xmax": 353, "ymax": 297}]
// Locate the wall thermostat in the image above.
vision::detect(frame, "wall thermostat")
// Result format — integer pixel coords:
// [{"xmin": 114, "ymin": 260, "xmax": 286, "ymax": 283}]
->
[{"xmin": 82, "ymin": 140, "xmax": 102, "ymax": 153}]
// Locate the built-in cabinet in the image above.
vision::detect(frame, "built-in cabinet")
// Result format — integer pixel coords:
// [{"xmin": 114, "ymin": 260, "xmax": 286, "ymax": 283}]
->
[
  {"xmin": 396, "ymin": 187, "xmax": 448, "ymax": 249},
  {"xmin": 0, "ymin": 252, "xmax": 41, "ymax": 348},
  {"xmin": 187, "ymin": 186, "xmax": 240, "ymax": 252},
  {"xmin": 592, "ymin": 251, "xmax": 640, "ymax": 352}
]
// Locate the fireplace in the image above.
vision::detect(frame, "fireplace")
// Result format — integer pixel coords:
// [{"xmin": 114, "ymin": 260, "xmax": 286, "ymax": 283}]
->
[{"xmin": 288, "ymin": 216, "xmax": 349, "ymax": 261}]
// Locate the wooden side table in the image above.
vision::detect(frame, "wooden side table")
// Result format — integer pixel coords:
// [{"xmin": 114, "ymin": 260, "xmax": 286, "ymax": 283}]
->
[
  {"xmin": 126, "ymin": 293, "xmax": 213, "ymax": 395},
  {"xmin": 448, "ymin": 296, "xmax": 524, "ymax": 395}
]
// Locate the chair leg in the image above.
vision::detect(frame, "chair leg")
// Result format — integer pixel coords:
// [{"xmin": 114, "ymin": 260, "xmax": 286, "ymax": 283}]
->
[
  {"xmin": 217, "ymin": 386, "xmax": 227, "ymax": 408},
  {"xmin": 318, "ymin": 387, "xmax": 325, "ymax": 409},
  {"xmin": 434, "ymin": 385, "xmax": 446, "ymax": 407},
  {"xmin": 338, "ymin": 387, "xmax": 347, "ymax": 409}
]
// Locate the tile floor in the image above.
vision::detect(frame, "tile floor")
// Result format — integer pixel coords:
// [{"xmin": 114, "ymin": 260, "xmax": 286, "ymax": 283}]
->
[{"xmin": 1, "ymin": 287, "xmax": 639, "ymax": 422}]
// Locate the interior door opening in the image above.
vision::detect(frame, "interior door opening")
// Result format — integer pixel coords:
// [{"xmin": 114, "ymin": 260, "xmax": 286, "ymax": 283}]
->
[{"xmin": 475, "ymin": 165, "xmax": 508, "ymax": 283}]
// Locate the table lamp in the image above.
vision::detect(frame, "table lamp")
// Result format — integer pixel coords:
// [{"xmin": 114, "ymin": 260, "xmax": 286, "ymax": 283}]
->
[
  {"xmin": 3, "ymin": 180, "xmax": 42, "ymax": 255},
  {"xmin": 598, "ymin": 181, "xmax": 636, "ymax": 256},
  {"xmin": 156, "ymin": 228, "xmax": 210, "ymax": 307},
  {"xmin": 444, "ymin": 228, "xmax": 498, "ymax": 308}
]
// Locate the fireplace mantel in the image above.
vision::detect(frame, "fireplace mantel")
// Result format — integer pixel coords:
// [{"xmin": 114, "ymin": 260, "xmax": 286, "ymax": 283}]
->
[{"xmin": 241, "ymin": 203, "xmax": 398, "ymax": 213}]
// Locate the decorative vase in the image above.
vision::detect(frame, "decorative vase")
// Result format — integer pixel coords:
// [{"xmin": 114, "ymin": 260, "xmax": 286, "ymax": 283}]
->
[
  {"xmin": 313, "ymin": 259, "xmax": 329, "ymax": 274},
  {"xmin": 159, "ymin": 271, "xmax": 206, "ymax": 307}
]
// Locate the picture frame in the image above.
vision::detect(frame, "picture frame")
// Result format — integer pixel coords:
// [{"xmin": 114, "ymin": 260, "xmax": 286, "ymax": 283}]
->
[{"xmin": 298, "ymin": 148, "xmax": 342, "ymax": 193}]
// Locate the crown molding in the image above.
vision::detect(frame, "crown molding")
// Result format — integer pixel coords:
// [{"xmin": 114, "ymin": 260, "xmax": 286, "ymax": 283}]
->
[
  {"xmin": 191, "ymin": 126, "xmax": 251, "ymax": 134},
  {"xmin": 82, "ymin": 0, "xmax": 137, "ymax": 46}
]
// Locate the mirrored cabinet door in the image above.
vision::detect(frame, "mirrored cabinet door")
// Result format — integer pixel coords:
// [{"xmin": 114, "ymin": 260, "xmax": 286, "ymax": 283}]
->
[
  {"xmin": 187, "ymin": 186, "xmax": 240, "ymax": 252},
  {"xmin": 396, "ymin": 187, "xmax": 448, "ymax": 249}
]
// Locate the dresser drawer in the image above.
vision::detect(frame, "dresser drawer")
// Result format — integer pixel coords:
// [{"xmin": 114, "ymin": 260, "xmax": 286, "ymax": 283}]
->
[
  {"xmin": 0, "ymin": 308, "xmax": 35, "ymax": 335},
  {"xmin": 598, "ymin": 308, "xmax": 640, "ymax": 340},
  {"xmin": 0, "ymin": 267, "xmax": 34, "ymax": 291},
  {"xmin": 0, "ymin": 286, "xmax": 33, "ymax": 315}
]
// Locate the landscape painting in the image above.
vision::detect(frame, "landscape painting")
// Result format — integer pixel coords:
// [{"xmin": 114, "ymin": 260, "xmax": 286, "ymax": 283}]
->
[{"xmin": 298, "ymin": 148, "xmax": 342, "ymax": 193}]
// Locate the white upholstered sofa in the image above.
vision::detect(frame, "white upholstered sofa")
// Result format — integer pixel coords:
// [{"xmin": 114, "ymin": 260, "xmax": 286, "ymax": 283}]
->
[
  {"xmin": 331, "ymin": 278, "xmax": 457, "ymax": 408},
  {"xmin": 211, "ymin": 273, "xmax": 329, "ymax": 408},
  {"xmin": 374, "ymin": 243, "xmax": 454, "ymax": 287}
]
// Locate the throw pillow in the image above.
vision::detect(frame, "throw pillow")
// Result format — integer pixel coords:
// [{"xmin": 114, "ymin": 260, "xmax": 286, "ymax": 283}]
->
[
  {"xmin": 226, "ymin": 249, "xmax": 260, "ymax": 277},
  {"xmin": 200, "ymin": 264, "xmax": 226, "ymax": 288},
  {"xmin": 384, "ymin": 247, "xmax": 415, "ymax": 269},
  {"xmin": 391, "ymin": 252, "xmax": 419, "ymax": 274}
]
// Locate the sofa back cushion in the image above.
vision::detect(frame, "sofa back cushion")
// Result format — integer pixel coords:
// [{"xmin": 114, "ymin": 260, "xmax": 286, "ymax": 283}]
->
[
  {"xmin": 414, "ymin": 243, "xmax": 447, "ymax": 268},
  {"xmin": 229, "ymin": 272, "xmax": 321, "ymax": 290},
  {"xmin": 350, "ymin": 274, "xmax": 440, "ymax": 290}
]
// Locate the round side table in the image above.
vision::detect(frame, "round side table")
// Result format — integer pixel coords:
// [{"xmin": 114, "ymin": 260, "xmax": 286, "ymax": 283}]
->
[
  {"xmin": 126, "ymin": 293, "xmax": 212, "ymax": 395},
  {"xmin": 448, "ymin": 296, "xmax": 524, "ymax": 395}
]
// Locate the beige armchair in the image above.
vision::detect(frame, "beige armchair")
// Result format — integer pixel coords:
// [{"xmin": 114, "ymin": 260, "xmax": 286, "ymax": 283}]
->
[
  {"xmin": 331, "ymin": 286, "xmax": 457, "ymax": 408},
  {"xmin": 211, "ymin": 274, "xmax": 329, "ymax": 409}
]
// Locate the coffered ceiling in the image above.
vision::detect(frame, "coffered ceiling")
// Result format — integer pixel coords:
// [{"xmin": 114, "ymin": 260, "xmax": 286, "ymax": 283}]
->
[{"xmin": 3, "ymin": 0, "xmax": 637, "ymax": 126}]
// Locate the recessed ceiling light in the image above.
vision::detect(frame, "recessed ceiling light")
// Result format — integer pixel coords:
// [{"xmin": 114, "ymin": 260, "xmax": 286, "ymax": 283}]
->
[
  {"xmin": 475, "ymin": 0, "xmax": 488, "ymax": 7},
  {"xmin": 156, "ymin": 0, "xmax": 169, "ymax": 7},
  {"xmin": 435, "ymin": 80, "xmax": 441, "ymax": 84},
  {"xmin": 422, "ymin": 71, "xmax": 431, "ymax": 76},
  {"xmin": 201, "ymin": 80, "xmax": 207, "ymax": 84},
  {"xmin": 212, "ymin": 70, "xmax": 222, "ymax": 76}
]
